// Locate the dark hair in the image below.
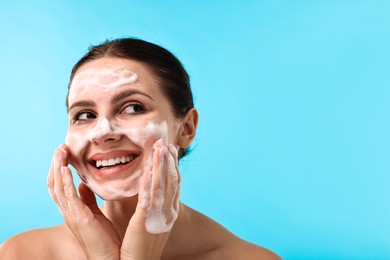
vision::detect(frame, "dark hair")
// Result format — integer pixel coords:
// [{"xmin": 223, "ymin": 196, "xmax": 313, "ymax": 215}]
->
[{"xmin": 67, "ymin": 37, "xmax": 194, "ymax": 159}]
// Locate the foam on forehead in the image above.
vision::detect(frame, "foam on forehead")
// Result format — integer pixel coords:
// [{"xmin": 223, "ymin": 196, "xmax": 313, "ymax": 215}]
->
[{"xmin": 68, "ymin": 66, "xmax": 138, "ymax": 102}]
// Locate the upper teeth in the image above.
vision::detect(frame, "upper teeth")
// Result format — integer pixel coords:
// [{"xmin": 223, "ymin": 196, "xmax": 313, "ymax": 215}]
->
[{"xmin": 96, "ymin": 155, "xmax": 136, "ymax": 168}]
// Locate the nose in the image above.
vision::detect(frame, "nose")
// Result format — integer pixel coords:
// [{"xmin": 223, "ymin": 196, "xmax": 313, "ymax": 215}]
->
[
  {"xmin": 93, "ymin": 134, "xmax": 121, "ymax": 145},
  {"xmin": 88, "ymin": 118, "xmax": 121, "ymax": 145}
]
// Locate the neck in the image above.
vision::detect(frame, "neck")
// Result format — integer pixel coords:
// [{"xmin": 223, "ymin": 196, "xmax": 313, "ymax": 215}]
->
[
  {"xmin": 101, "ymin": 199, "xmax": 192, "ymax": 243},
  {"xmin": 101, "ymin": 201, "xmax": 208, "ymax": 258},
  {"xmin": 102, "ymin": 196, "xmax": 139, "ymax": 240}
]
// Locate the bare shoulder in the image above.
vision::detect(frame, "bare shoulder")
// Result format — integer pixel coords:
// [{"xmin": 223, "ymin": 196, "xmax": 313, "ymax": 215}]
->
[
  {"xmin": 1, "ymin": 229, "xmax": 50, "ymax": 259},
  {"xmin": 177, "ymin": 205, "xmax": 281, "ymax": 260},
  {"xmin": 222, "ymin": 239, "xmax": 282, "ymax": 260},
  {"xmin": 0, "ymin": 225, "xmax": 84, "ymax": 260}
]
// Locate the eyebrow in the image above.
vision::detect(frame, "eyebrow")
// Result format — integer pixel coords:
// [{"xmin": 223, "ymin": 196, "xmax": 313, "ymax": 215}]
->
[
  {"xmin": 68, "ymin": 100, "xmax": 96, "ymax": 112},
  {"xmin": 68, "ymin": 89, "xmax": 154, "ymax": 113},
  {"xmin": 111, "ymin": 89, "xmax": 154, "ymax": 105}
]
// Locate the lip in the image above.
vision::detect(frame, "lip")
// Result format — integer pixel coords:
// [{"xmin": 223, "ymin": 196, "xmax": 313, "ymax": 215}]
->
[
  {"xmin": 88, "ymin": 150, "xmax": 141, "ymax": 179},
  {"xmin": 90, "ymin": 150, "xmax": 140, "ymax": 161}
]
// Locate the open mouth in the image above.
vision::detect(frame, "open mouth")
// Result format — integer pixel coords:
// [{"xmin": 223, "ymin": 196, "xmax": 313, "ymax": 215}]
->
[{"xmin": 94, "ymin": 154, "xmax": 140, "ymax": 170}]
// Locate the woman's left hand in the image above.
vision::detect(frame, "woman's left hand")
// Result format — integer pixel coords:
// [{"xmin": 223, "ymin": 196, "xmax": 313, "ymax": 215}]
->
[{"xmin": 121, "ymin": 139, "xmax": 181, "ymax": 260}]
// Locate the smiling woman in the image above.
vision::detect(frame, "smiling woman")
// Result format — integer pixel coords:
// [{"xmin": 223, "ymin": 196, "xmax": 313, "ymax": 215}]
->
[{"xmin": 0, "ymin": 38, "xmax": 281, "ymax": 259}]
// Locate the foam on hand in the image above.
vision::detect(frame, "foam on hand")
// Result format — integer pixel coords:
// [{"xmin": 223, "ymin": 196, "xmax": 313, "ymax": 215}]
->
[{"xmin": 142, "ymin": 143, "xmax": 180, "ymax": 234}]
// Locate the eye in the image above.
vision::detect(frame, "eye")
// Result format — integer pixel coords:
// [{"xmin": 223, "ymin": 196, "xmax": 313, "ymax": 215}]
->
[
  {"xmin": 121, "ymin": 103, "xmax": 145, "ymax": 114},
  {"xmin": 73, "ymin": 111, "xmax": 96, "ymax": 122}
]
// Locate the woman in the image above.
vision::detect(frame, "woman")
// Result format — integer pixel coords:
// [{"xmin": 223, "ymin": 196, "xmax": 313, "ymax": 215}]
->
[{"xmin": 1, "ymin": 38, "xmax": 280, "ymax": 259}]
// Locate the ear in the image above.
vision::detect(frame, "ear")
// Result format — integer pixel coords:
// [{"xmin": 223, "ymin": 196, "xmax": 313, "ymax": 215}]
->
[{"xmin": 177, "ymin": 108, "xmax": 199, "ymax": 148}]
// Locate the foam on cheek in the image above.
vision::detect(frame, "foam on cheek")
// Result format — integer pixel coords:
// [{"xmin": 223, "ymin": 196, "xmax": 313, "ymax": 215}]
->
[
  {"xmin": 65, "ymin": 131, "xmax": 89, "ymax": 183},
  {"xmin": 65, "ymin": 120, "xmax": 169, "ymax": 201},
  {"xmin": 120, "ymin": 121, "xmax": 168, "ymax": 174},
  {"xmin": 122, "ymin": 121, "xmax": 168, "ymax": 148}
]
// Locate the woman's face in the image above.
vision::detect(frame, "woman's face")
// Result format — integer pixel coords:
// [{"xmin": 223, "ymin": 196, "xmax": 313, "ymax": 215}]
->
[{"xmin": 65, "ymin": 58, "xmax": 181, "ymax": 200}]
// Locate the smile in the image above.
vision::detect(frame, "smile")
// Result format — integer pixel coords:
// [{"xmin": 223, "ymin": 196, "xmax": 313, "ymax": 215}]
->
[{"xmin": 94, "ymin": 154, "xmax": 139, "ymax": 169}]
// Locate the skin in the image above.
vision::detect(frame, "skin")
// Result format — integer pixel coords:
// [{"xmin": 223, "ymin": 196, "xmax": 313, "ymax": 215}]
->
[{"xmin": 0, "ymin": 58, "xmax": 281, "ymax": 260}]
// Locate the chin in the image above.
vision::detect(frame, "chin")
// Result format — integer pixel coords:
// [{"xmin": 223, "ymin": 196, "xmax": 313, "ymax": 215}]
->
[
  {"xmin": 84, "ymin": 174, "xmax": 142, "ymax": 201},
  {"xmin": 97, "ymin": 190, "xmax": 140, "ymax": 201}
]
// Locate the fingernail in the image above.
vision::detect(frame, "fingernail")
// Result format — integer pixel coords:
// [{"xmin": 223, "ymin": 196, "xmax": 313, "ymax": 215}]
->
[{"xmin": 60, "ymin": 166, "xmax": 66, "ymax": 175}]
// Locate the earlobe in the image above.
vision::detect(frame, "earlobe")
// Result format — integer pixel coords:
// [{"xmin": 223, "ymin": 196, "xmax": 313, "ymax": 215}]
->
[{"xmin": 177, "ymin": 108, "xmax": 199, "ymax": 148}]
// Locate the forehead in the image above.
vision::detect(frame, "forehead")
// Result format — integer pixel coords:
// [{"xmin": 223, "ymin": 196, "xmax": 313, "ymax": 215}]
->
[
  {"xmin": 73, "ymin": 66, "xmax": 136, "ymax": 86},
  {"xmin": 68, "ymin": 58, "xmax": 158, "ymax": 103},
  {"xmin": 74, "ymin": 57, "xmax": 148, "ymax": 74}
]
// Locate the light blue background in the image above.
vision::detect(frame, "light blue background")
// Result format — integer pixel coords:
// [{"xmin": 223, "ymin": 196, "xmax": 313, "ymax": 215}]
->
[{"xmin": 1, "ymin": 1, "xmax": 389, "ymax": 259}]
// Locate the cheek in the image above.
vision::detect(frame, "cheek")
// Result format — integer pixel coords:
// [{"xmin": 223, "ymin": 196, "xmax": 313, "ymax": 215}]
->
[
  {"xmin": 121, "ymin": 121, "xmax": 169, "ymax": 150},
  {"xmin": 65, "ymin": 120, "xmax": 169, "ymax": 167},
  {"xmin": 65, "ymin": 120, "xmax": 168, "ymax": 154},
  {"xmin": 64, "ymin": 129, "xmax": 91, "ymax": 185},
  {"xmin": 64, "ymin": 129, "xmax": 91, "ymax": 180},
  {"xmin": 65, "ymin": 130, "xmax": 88, "ymax": 157}
]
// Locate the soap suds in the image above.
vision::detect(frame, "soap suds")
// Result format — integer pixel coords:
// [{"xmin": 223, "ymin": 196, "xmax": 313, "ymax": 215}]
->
[
  {"xmin": 66, "ymin": 64, "xmax": 180, "ymax": 233},
  {"xmin": 142, "ymin": 143, "xmax": 180, "ymax": 234},
  {"xmin": 65, "ymin": 121, "xmax": 168, "ymax": 200},
  {"xmin": 68, "ymin": 67, "xmax": 138, "ymax": 102}
]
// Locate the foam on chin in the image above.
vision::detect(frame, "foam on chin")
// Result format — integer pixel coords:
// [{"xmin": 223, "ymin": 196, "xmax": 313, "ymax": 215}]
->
[{"xmin": 65, "ymin": 121, "xmax": 168, "ymax": 200}]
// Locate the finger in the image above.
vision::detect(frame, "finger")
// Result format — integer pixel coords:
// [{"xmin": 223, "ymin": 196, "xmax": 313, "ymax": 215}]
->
[
  {"xmin": 151, "ymin": 142, "xmax": 166, "ymax": 210},
  {"xmin": 53, "ymin": 147, "xmax": 68, "ymax": 213},
  {"xmin": 60, "ymin": 144, "xmax": 71, "ymax": 164},
  {"xmin": 167, "ymin": 144, "xmax": 179, "ymax": 185},
  {"xmin": 172, "ymin": 178, "xmax": 181, "ymax": 213},
  {"xmin": 167, "ymin": 144, "xmax": 181, "ymax": 186},
  {"xmin": 168, "ymin": 144, "xmax": 181, "ymax": 212},
  {"xmin": 62, "ymin": 167, "xmax": 95, "ymax": 224},
  {"xmin": 47, "ymin": 157, "xmax": 58, "ymax": 203},
  {"xmin": 136, "ymin": 171, "xmax": 153, "ymax": 212},
  {"xmin": 47, "ymin": 144, "xmax": 69, "ymax": 201},
  {"xmin": 164, "ymin": 146, "xmax": 180, "ymax": 223},
  {"xmin": 78, "ymin": 183, "xmax": 102, "ymax": 215}
]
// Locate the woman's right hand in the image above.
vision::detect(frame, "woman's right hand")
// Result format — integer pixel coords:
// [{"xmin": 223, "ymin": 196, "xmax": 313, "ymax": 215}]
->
[{"xmin": 47, "ymin": 144, "xmax": 121, "ymax": 260}]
